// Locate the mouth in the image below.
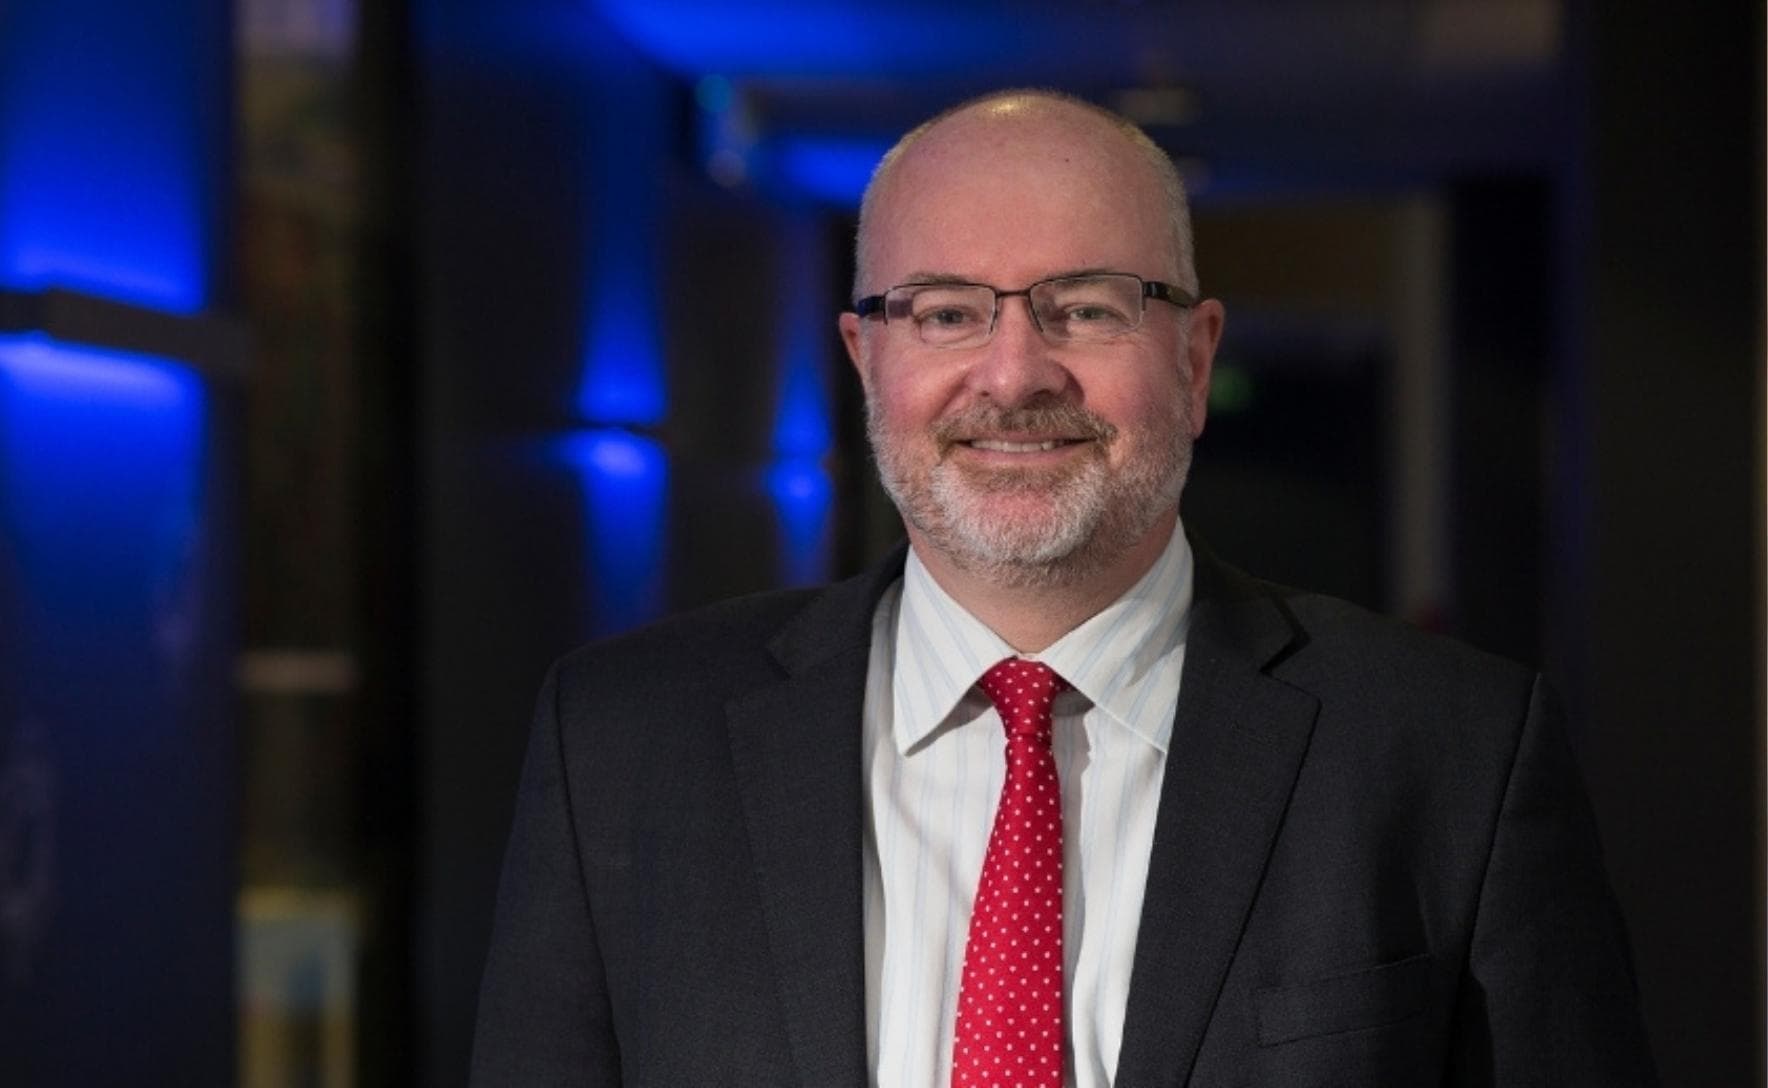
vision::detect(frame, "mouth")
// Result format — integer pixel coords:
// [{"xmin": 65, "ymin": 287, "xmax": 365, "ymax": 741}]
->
[
  {"xmin": 929, "ymin": 402, "xmax": 1118, "ymax": 460},
  {"xmin": 963, "ymin": 437, "xmax": 1085, "ymax": 453}
]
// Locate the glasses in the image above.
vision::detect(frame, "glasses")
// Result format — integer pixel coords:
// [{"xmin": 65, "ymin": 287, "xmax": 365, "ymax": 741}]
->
[{"xmin": 853, "ymin": 272, "xmax": 1196, "ymax": 349}]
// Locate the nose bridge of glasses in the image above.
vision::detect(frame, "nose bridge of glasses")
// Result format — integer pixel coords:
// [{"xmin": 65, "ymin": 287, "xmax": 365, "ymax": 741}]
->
[{"xmin": 992, "ymin": 286, "xmax": 1046, "ymax": 336}]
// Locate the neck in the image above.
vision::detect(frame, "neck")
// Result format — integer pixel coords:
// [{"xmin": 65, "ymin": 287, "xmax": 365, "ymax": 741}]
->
[{"xmin": 909, "ymin": 510, "xmax": 1178, "ymax": 653}]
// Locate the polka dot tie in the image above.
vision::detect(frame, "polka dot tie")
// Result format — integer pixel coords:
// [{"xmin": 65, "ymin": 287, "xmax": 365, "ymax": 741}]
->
[{"xmin": 951, "ymin": 657, "xmax": 1072, "ymax": 1088}]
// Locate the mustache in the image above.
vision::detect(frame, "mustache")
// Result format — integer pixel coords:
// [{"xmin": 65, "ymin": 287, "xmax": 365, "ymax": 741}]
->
[{"xmin": 932, "ymin": 400, "xmax": 1119, "ymax": 449}]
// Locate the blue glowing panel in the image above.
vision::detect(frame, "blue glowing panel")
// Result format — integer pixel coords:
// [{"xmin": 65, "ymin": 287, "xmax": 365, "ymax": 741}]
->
[
  {"xmin": 0, "ymin": 0, "xmax": 220, "ymax": 311},
  {"xmin": 0, "ymin": 333, "xmax": 232, "ymax": 1082},
  {"xmin": 593, "ymin": 0, "xmax": 1056, "ymax": 79},
  {"xmin": 766, "ymin": 136, "xmax": 888, "ymax": 208},
  {"xmin": 0, "ymin": 336, "xmax": 207, "ymax": 618},
  {"xmin": 764, "ymin": 458, "xmax": 833, "ymax": 587},
  {"xmin": 580, "ymin": 278, "xmax": 666, "ymax": 426},
  {"xmin": 596, "ymin": 0, "xmax": 892, "ymax": 75},
  {"xmin": 556, "ymin": 429, "xmax": 669, "ymax": 635}
]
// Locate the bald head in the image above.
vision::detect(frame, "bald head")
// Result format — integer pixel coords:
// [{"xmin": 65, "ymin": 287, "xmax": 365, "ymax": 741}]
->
[{"xmin": 853, "ymin": 90, "xmax": 1198, "ymax": 299}]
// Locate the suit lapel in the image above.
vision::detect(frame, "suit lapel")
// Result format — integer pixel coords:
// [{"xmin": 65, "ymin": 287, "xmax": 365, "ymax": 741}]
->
[
  {"xmin": 724, "ymin": 550, "xmax": 905, "ymax": 1088},
  {"xmin": 1114, "ymin": 550, "xmax": 1320, "ymax": 1088}
]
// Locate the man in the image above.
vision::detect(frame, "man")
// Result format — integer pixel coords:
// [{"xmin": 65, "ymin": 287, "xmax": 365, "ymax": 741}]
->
[{"xmin": 472, "ymin": 90, "xmax": 1656, "ymax": 1086}]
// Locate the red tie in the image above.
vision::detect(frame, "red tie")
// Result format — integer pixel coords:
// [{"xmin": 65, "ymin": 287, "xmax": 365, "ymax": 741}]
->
[{"xmin": 952, "ymin": 658, "xmax": 1072, "ymax": 1088}]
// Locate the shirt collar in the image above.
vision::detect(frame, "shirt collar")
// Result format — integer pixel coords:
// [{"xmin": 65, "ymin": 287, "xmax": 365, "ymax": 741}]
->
[{"xmin": 890, "ymin": 521, "xmax": 1194, "ymax": 756}]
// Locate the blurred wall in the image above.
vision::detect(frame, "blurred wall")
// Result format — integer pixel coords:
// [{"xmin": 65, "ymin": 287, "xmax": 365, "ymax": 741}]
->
[{"xmin": 1572, "ymin": 5, "xmax": 1762, "ymax": 1083}]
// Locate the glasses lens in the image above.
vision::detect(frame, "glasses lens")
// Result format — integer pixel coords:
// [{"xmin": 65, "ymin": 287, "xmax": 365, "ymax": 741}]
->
[
  {"xmin": 1031, "ymin": 275, "xmax": 1144, "ymax": 342},
  {"xmin": 887, "ymin": 285, "xmax": 997, "ymax": 347}
]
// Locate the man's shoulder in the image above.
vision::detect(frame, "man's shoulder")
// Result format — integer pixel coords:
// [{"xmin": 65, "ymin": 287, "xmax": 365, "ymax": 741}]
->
[
  {"xmin": 547, "ymin": 545, "xmax": 907, "ymax": 708},
  {"xmin": 1196, "ymin": 550, "xmax": 1538, "ymax": 708},
  {"xmin": 553, "ymin": 585, "xmax": 824, "ymax": 689},
  {"xmin": 1198, "ymin": 563, "xmax": 1552, "ymax": 791},
  {"xmin": 1287, "ymin": 584, "xmax": 1526, "ymax": 677}
]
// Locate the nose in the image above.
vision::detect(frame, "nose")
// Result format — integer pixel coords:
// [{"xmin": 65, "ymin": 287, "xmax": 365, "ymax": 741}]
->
[{"xmin": 964, "ymin": 295, "xmax": 1073, "ymax": 407}]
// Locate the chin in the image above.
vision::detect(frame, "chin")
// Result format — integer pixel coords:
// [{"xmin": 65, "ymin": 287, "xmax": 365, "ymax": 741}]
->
[{"xmin": 921, "ymin": 463, "xmax": 1170, "ymax": 589}]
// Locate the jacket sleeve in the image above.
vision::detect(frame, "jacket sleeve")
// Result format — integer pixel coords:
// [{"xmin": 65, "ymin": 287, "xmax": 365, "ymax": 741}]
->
[
  {"xmin": 1447, "ymin": 675, "xmax": 1658, "ymax": 1086},
  {"xmin": 471, "ymin": 665, "xmax": 622, "ymax": 1086}
]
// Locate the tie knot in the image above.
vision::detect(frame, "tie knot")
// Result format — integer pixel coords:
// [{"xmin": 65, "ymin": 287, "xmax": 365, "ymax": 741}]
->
[{"xmin": 977, "ymin": 658, "xmax": 1071, "ymax": 739}]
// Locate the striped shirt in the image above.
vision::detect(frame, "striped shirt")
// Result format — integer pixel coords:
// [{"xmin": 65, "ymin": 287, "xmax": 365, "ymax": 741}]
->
[{"xmin": 862, "ymin": 522, "xmax": 1195, "ymax": 1088}]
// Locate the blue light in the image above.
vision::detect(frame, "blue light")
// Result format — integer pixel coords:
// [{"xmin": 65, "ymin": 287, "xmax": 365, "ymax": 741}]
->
[
  {"xmin": 579, "ymin": 281, "xmax": 667, "ymax": 426},
  {"xmin": 773, "ymin": 361, "xmax": 834, "ymax": 459},
  {"xmin": 762, "ymin": 213, "xmax": 837, "ymax": 584},
  {"xmin": 766, "ymin": 136, "xmax": 889, "ymax": 208},
  {"xmin": 764, "ymin": 457, "xmax": 833, "ymax": 587},
  {"xmin": 0, "ymin": 0, "xmax": 218, "ymax": 311},
  {"xmin": 0, "ymin": 334, "xmax": 207, "ymax": 651},
  {"xmin": 595, "ymin": 1, "xmax": 895, "ymax": 76},
  {"xmin": 771, "ymin": 212, "xmax": 835, "ymax": 460},
  {"xmin": 578, "ymin": 431, "xmax": 653, "ymax": 478},
  {"xmin": 0, "ymin": 5, "xmax": 230, "ymax": 1072},
  {"xmin": 555, "ymin": 429, "xmax": 670, "ymax": 635},
  {"xmin": 576, "ymin": 50, "xmax": 669, "ymax": 427},
  {"xmin": 592, "ymin": 1, "xmax": 1059, "ymax": 79},
  {"xmin": 0, "ymin": 334, "xmax": 197, "ymax": 412}
]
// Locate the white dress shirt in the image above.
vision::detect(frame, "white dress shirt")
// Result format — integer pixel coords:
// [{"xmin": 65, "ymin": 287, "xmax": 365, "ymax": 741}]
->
[{"xmin": 862, "ymin": 523, "xmax": 1195, "ymax": 1088}]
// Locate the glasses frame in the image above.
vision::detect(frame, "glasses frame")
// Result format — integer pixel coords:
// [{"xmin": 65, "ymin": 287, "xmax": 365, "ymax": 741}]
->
[{"xmin": 852, "ymin": 273, "xmax": 1198, "ymax": 348}]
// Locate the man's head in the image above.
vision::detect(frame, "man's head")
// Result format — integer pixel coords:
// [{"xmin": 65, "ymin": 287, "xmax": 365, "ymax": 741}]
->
[
  {"xmin": 855, "ymin": 91, "xmax": 1201, "ymax": 300},
  {"xmin": 839, "ymin": 90, "xmax": 1224, "ymax": 589}
]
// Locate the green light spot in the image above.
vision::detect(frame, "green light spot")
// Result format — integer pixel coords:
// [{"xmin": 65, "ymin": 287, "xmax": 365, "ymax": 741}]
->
[{"xmin": 1208, "ymin": 362, "xmax": 1255, "ymax": 414}]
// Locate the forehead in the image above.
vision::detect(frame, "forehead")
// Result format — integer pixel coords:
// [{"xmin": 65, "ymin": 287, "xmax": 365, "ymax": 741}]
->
[{"xmin": 865, "ymin": 104, "xmax": 1174, "ymax": 287}]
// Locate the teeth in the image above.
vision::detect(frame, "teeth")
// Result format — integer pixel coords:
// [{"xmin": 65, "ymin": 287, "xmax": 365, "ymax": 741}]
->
[{"xmin": 970, "ymin": 439, "xmax": 1063, "ymax": 453}]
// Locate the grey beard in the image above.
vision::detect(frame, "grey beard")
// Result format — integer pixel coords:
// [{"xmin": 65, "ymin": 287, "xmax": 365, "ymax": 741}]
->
[{"xmin": 867, "ymin": 397, "xmax": 1193, "ymax": 589}]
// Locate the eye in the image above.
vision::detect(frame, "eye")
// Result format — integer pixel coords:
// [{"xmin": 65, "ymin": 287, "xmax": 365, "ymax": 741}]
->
[
  {"xmin": 1037, "ymin": 276, "xmax": 1141, "ymax": 338},
  {"xmin": 920, "ymin": 305, "xmax": 980, "ymax": 328},
  {"xmin": 1051, "ymin": 297, "xmax": 1134, "ymax": 332},
  {"xmin": 907, "ymin": 289, "xmax": 990, "ymax": 331},
  {"xmin": 1063, "ymin": 302, "xmax": 1131, "ymax": 325}
]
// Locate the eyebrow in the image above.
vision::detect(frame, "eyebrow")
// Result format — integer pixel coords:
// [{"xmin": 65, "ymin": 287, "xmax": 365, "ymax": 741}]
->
[
  {"xmin": 895, "ymin": 266, "xmax": 1125, "ymax": 287},
  {"xmin": 896, "ymin": 271, "xmax": 980, "ymax": 286}
]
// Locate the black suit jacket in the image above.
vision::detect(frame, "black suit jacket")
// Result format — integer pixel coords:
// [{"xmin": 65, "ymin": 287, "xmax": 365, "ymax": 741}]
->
[{"xmin": 472, "ymin": 544, "xmax": 1656, "ymax": 1086}]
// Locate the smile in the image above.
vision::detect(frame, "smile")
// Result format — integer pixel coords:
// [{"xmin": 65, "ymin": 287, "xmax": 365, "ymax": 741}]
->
[{"xmin": 965, "ymin": 438, "xmax": 1080, "ymax": 453}]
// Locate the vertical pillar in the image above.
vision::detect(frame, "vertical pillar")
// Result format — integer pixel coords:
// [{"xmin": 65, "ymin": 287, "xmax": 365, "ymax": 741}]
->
[{"xmin": 0, "ymin": 0, "xmax": 241, "ymax": 1084}]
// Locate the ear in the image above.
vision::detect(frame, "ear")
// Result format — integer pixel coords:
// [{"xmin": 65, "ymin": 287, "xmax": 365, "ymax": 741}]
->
[
  {"xmin": 839, "ymin": 311, "xmax": 868, "ymax": 385},
  {"xmin": 1183, "ymin": 298, "xmax": 1225, "ymax": 439}
]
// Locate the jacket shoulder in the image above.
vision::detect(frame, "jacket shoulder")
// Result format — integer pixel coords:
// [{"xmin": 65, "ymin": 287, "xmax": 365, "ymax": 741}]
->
[
  {"xmin": 1203, "ymin": 558, "xmax": 1542, "ymax": 728},
  {"xmin": 546, "ymin": 544, "xmax": 907, "ymax": 714},
  {"xmin": 1284, "ymin": 588, "xmax": 1531, "ymax": 686},
  {"xmin": 1192, "ymin": 541, "xmax": 1535, "ymax": 700},
  {"xmin": 550, "ymin": 586, "xmax": 822, "ymax": 707}
]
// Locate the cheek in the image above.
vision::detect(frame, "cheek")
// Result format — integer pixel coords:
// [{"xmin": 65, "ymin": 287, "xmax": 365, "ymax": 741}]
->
[
  {"xmin": 1092, "ymin": 365, "xmax": 1189, "ymax": 447},
  {"xmin": 870, "ymin": 363, "xmax": 959, "ymax": 432}
]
